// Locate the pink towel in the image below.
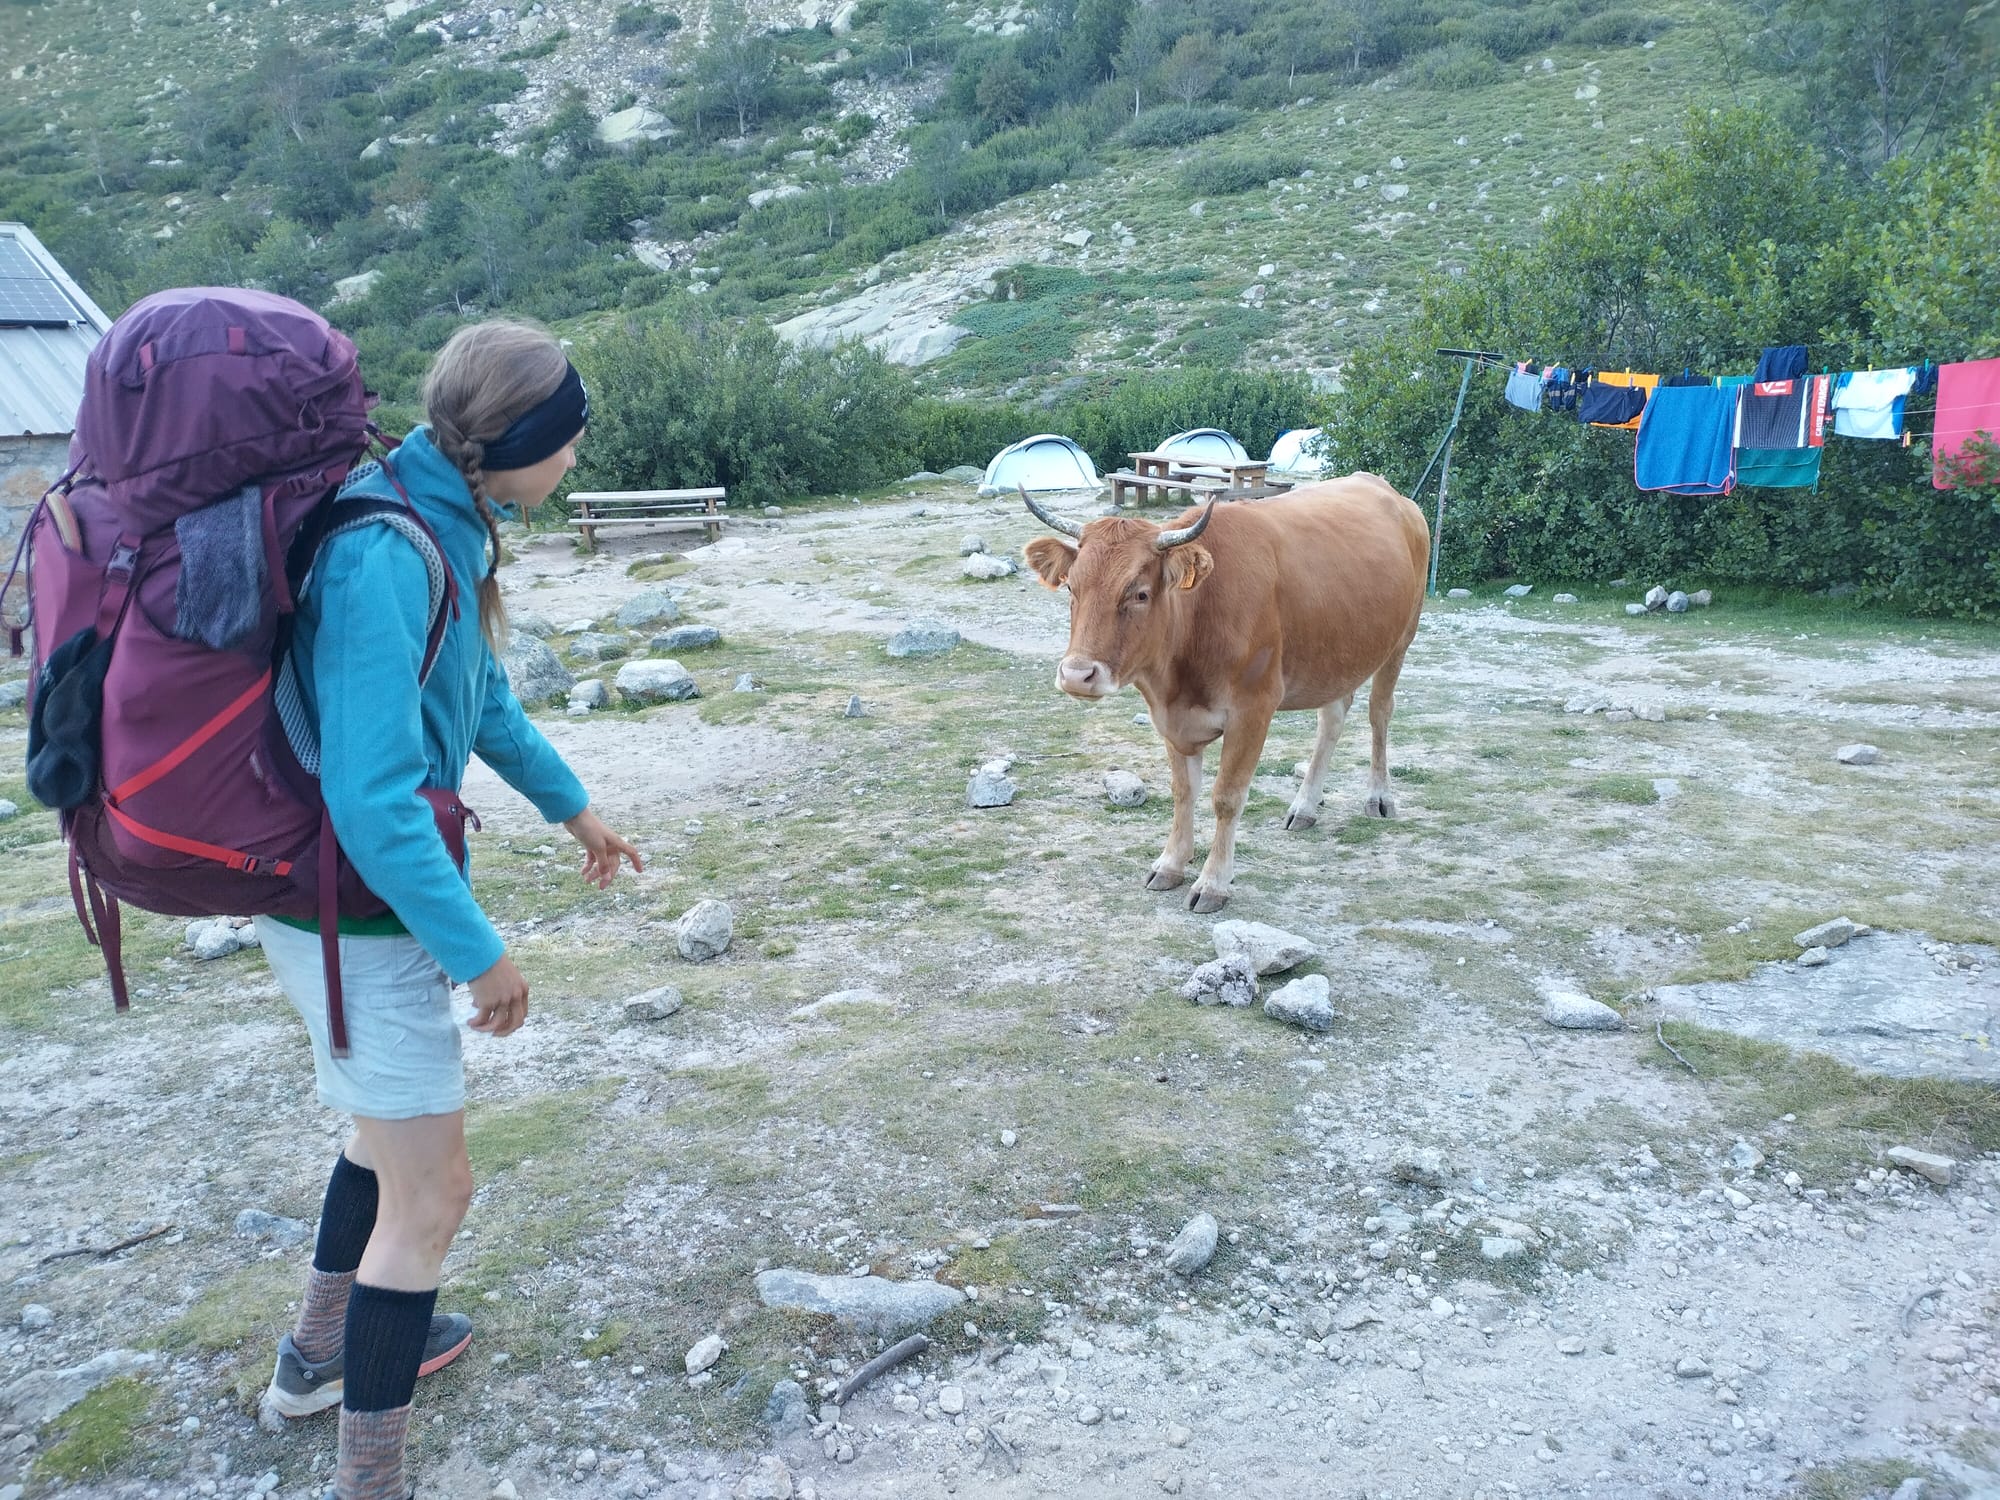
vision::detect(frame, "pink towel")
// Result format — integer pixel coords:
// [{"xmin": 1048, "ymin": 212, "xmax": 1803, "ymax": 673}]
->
[{"xmin": 1933, "ymin": 356, "xmax": 2000, "ymax": 490}]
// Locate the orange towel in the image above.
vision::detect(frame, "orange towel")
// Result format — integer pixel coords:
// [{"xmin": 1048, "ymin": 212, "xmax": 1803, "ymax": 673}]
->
[{"xmin": 1590, "ymin": 370, "xmax": 1659, "ymax": 431}]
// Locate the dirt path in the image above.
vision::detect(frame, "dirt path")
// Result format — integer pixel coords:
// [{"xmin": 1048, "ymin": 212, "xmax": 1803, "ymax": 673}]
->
[{"xmin": 2, "ymin": 485, "xmax": 1997, "ymax": 1500}]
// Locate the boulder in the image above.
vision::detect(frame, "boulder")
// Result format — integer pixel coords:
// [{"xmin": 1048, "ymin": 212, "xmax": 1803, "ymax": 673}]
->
[
  {"xmin": 967, "ymin": 763, "xmax": 1017, "ymax": 809},
  {"xmin": 1643, "ymin": 586, "xmax": 1668, "ymax": 611},
  {"xmin": 1666, "ymin": 590, "xmax": 1689, "ymax": 613},
  {"xmin": 503, "ymin": 635, "xmax": 575, "ymax": 704},
  {"xmin": 616, "ymin": 589, "xmax": 679, "ymax": 628},
  {"xmin": 676, "ymin": 900, "xmax": 733, "ymax": 962},
  {"xmin": 597, "ymin": 105, "xmax": 672, "ymax": 149},
  {"xmin": 1884, "ymin": 1146, "xmax": 1954, "ymax": 1186},
  {"xmin": 651, "ymin": 625, "xmax": 723, "ymax": 651},
  {"xmin": 1178, "ymin": 953, "xmax": 1257, "ymax": 1008},
  {"xmin": 962, "ymin": 553, "xmax": 1017, "ymax": 580},
  {"xmin": 1212, "ymin": 920, "xmax": 1317, "ymax": 975},
  {"xmin": 1162, "ymin": 1212, "xmax": 1219, "ymax": 1276},
  {"xmin": 943, "ymin": 465, "xmax": 985, "ymax": 484},
  {"xmin": 567, "ymin": 631, "xmax": 629, "ymax": 662},
  {"xmin": 960, "ymin": 535, "xmax": 987, "ymax": 556},
  {"xmin": 754, "ymin": 1269, "xmax": 965, "ymax": 1338},
  {"xmin": 615, "ymin": 659, "xmax": 698, "ymax": 704},
  {"xmin": 1503, "ymin": 583, "xmax": 1532, "ymax": 598},
  {"xmin": 887, "ymin": 620, "xmax": 960, "ymax": 657},
  {"xmin": 1103, "ymin": 770, "xmax": 1147, "ymax": 808},
  {"xmin": 568, "ymin": 679, "xmax": 608, "ymax": 710},
  {"xmin": 1264, "ymin": 974, "xmax": 1336, "ymax": 1032},
  {"xmin": 1793, "ymin": 916, "xmax": 1863, "ymax": 950},
  {"xmin": 1541, "ymin": 989, "xmax": 1622, "ymax": 1030},
  {"xmin": 623, "ymin": 986, "xmax": 684, "ymax": 1021},
  {"xmin": 1836, "ymin": 743, "xmax": 1880, "ymax": 766}
]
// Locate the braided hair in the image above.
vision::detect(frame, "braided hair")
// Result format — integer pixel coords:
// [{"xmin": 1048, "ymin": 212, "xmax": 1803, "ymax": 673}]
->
[{"xmin": 419, "ymin": 321, "xmax": 571, "ymax": 654}]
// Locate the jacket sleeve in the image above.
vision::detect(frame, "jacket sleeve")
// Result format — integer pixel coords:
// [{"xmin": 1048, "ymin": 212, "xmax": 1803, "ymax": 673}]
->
[
  {"xmin": 472, "ymin": 650, "xmax": 591, "ymax": 823},
  {"xmin": 311, "ymin": 529, "xmax": 506, "ymax": 984}
]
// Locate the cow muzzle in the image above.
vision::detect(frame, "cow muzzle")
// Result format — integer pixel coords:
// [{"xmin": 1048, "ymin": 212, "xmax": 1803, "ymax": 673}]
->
[{"xmin": 1056, "ymin": 656, "xmax": 1114, "ymax": 698}]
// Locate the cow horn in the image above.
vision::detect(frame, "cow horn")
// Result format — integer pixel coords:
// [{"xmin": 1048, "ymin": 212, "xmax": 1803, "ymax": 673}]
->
[
  {"xmin": 1019, "ymin": 485, "xmax": 1084, "ymax": 539},
  {"xmin": 1154, "ymin": 500, "xmax": 1217, "ymax": 551}
]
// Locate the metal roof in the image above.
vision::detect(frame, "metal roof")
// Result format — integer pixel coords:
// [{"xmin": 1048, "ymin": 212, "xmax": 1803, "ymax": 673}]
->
[{"xmin": 0, "ymin": 222, "xmax": 112, "ymax": 439}]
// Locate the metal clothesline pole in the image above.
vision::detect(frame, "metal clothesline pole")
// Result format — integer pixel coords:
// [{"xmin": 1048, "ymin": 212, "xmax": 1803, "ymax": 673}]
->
[{"xmin": 1415, "ymin": 349, "xmax": 1497, "ymax": 596}]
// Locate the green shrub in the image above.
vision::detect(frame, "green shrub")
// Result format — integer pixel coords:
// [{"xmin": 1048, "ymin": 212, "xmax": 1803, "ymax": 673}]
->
[
  {"xmin": 1177, "ymin": 150, "xmax": 1309, "ymax": 197},
  {"xmin": 611, "ymin": 2, "xmax": 681, "ymax": 36},
  {"xmin": 1405, "ymin": 42, "xmax": 1502, "ymax": 91},
  {"xmin": 1564, "ymin": 9, "xmax": 1673, "ymax": 46},
  {"xmin": 1121, "ymin": 103, "xmax": 1244, "ymax": 149}
]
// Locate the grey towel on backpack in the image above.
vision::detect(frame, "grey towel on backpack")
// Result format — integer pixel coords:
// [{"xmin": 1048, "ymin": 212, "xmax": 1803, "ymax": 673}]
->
[{"xmin": 175, "ymin": 485, "xmax": 266, "ymax": 650}]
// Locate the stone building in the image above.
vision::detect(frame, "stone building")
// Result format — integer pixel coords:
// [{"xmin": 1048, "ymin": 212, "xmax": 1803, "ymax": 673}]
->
[{"xmin": 1, "ymin": 222, "xmax": 111, "ymax": 549}]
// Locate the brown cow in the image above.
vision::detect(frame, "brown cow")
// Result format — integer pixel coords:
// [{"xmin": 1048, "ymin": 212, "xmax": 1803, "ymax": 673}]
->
[{"xmin": 1021, "ymin": 474, "xmax": 1429, "ymax": 912}]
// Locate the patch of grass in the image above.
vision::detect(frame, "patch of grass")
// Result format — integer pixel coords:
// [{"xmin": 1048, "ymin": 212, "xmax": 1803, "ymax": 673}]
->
[
  {"xmin": 151, "ymin": 1259, "xmax": 299, "ymax": 1354},
  {"xmin": 1789, "ymin": 1458, "xmax": 1948, "ymax": 1500},
  {"xmin": 466, "ymin": 1080, "xmax": 622, "ymax": 1176},
  {"xmin": 1574, "ymin": 774, "xmax": 1659, "ymax": 805},
  {"xmin": 581, "ymin": 1321, "xmax": 631, "ymax": 1358},
  {"xmin": 32, "ymin": 1376, "xmax": 152, "ymax": 1484}
]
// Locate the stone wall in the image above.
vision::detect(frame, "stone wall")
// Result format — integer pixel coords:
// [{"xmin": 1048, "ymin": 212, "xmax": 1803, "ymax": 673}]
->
[{"xmin": 1, "ymin": 434, "xmax": 70, "ymax": 548}]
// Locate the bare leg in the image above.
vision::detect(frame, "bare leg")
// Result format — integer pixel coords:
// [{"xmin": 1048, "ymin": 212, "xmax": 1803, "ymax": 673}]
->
[
  {"xmin": 1189, "ymin": 712, "xmax": 1274, "ymax": 913},
  {"xmin": 351, "ymin": 1112, "xmax": 474, "ymax": 1292},
  {"xmin": 1146, "ymin": 743, "xmax": 1204, "ymax": 891},
  {"xmin": 1364, "ymin": 650, "xmax": 1408, "ymax": 819},
  {"xmin": 1285, "ymin": 695, "xmax": 1354, "ymax": 831}
]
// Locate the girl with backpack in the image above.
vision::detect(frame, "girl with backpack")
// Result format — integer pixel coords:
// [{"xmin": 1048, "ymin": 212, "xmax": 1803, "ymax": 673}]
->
[{"xmin": 254, "ymin": 319, "xmax": 641, "ymax": 1500}]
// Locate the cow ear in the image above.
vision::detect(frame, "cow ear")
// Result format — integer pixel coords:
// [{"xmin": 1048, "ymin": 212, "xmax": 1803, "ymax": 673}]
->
[
  {"xmin": 1024, "ymin": 537, "xmax": 1078, "ymax": 588},
  {"xmin": 1164, "ymin": 544, "xmax": 1214, "ymax": 593}
]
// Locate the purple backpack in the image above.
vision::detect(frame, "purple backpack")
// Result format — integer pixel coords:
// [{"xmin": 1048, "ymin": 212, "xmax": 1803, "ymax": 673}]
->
[{"xmin": 1, "ymin": 287, "xmax": 468, "ymax": 1056}]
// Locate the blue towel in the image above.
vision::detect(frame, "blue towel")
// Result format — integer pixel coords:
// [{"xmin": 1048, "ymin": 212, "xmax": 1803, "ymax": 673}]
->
[
  {"xmin": 174, "ymin": 484, "xmax": 266, "ymax": 650},
  {"xmin": 1635, "ymin": 385, "xmax": 1739, "ymax": 495},
  {"xmin": 1753, "ymin": 344, "xmax": 1808, "ymax": 383},
  {"xmin": 1504, "ymin": 368, "xmax": 1545, "ymax": 412}
]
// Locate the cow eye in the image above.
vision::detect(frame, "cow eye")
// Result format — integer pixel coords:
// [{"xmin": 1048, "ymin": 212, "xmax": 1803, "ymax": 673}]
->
[{"xmin": 1133, "ymin": 589, "xmax": 1150, "ymax": 604}]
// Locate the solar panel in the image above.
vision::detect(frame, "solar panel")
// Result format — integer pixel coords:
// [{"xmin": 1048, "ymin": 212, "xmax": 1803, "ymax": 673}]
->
[{"xmin": 0, "ymin": 238, "xmax": 84, "ymax": 327}]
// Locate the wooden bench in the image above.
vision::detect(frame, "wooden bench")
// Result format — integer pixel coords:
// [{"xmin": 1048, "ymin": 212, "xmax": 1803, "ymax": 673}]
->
[
  {"xmin": 1108, "ymin": 470, "xmax": 1224, "ymax": 509},
  {"xmin": 566, "ymin": 489, "xmax": 728, "ymax": 550}
]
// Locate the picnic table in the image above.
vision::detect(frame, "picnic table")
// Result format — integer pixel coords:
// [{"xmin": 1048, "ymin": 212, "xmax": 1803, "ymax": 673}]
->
[
  {"xmin": 1109, "ymin": 452, "xmax": 1293, "ymax": 509},
  {"xmin": 566, "ymin": 488, "xmax": 728, "ymax": 550}
]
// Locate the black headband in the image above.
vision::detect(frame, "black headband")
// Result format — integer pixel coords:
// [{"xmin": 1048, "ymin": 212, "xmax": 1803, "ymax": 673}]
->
[{"xmin": 481, "ymin": 362, "xmax": 589, "ymax": 471}]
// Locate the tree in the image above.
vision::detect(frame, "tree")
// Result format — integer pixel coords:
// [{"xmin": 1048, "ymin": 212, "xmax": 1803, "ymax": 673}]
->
[
  {"xmin": 974, "ymin": 46, "xmax": 1032, "ymax": 130},
  {"xmin": 696, "ymin": 0, "xmax": 775, "ymax": 139},
  {"xmin": 1113, "ymin": 0, "xmax": 1177, "ymax": 115},
  {"xmin": 1161, "ymin": 29, "xmax": 1221, "ymax": 106},
  {"xmin": 1063, "ymin": 0, "xmax": 1132, "ymax": 88},
  {"xmin": 881, "ymin": 0, "xmax": 932, "ymax": 73},
  {"xmin": 909, "ymin": 121, "xmax": 968, "ymax": 222}
]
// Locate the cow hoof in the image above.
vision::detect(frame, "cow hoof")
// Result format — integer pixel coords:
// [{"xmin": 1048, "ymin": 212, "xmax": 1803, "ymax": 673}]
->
[
  {"xmin": 1187, "ymin": 885, "xmax": 1231, "ymax": 914},
  {"xmin": 1145, "ymin": 866, "xmax": 1186, "ymax": 892},
  {"xmin": 1283, "ymin": 809, "xmax": 1318, "ymax": 832},
  {"xmin": 1364, "ymin": 793, "xmax": 1397, "ymax": 819}
]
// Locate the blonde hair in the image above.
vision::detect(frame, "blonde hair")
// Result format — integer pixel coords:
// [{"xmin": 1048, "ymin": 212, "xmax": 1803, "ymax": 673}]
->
[{"xmin": 420, "ymin": 320, "xmax": 571, "ymax": 653}]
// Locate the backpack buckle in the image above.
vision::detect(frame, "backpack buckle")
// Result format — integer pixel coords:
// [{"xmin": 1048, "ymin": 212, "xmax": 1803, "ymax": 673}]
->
[{"xmin": 107, "ymin": 541, "xmax": 140, "ymax": 579}]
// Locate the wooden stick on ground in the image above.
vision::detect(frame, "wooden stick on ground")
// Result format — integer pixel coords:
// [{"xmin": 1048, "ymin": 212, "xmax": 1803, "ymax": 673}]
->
[
  {"xmin": 1655, "ymin": 1020, "xmax": 1699, "ymax": 1076},
  {"xmin": 835, "ymin": 1334, "xmax": 929, "ymax": 1406},
  {"xmin": 40, "ymin": 1223, "xmax": 173, "ymax": 1264}
]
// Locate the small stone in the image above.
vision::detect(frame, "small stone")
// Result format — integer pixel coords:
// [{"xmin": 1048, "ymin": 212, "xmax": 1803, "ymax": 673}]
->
[
  {"xmin": 1552, "ymin": 593, "xmax": 1578, "ymax": 604},
  {"xmin": 763, "ymin": 1379, "xmax": 810, "ymax": 1432},
  {"xmin": 1336, "ymin": 1307, "xmax": 1380, "ymax": 1331},
  {"xmin": 1625, "ymin": 602, "xmax": 1647, "ymax": 616},
  {"xmin": 765, "ymin": 505, "xmax": 784, "ymax": 517},
  {"xmin": 1446, "ymin": 588, "xmax": 1472, "ymax": 599},
  {"xmin": 1674, "ymin": 1356, "xmax": 1711, "ymax": 1378},
  {"xmin": 1391, "ymin": 1147, "xmax": 1449, "ymax": 1189},
  {"xmin": 1892, "ymin": 1479, "xmax": 1929, "ymax": 1500},
  {"xmin": 1558, "ymin": 1336, "xmax": 1585, "ymax": 1355},
  {"xmin": 0, "ymin": 798, "xmax": 18, "ymax": 822},
  {"xmin": 1503, "ymin": 583, "xmax": 1533, "ymax": 598},
  {"xmin": 938, "ymin": 1385, "xmax": 965, "ymax": 1415},
  {"xmin": 676, "ymin": 899, "xmax": 734, "ymax": 962},
  {"xmin": 967, "ymin": 764, "xmax": 1016, "ymax": 809},
  {"xmin": 1652, "ymin": 777, "xmax": 1680, "ymax": 800},
  {"xmin": 1644, "ymin": 586, "xmax": 1668, "ymax": 611},
  {"xmin": 567, "ymin": 630, "xmax": 630, "ymax": 663},
  {"xmin": 1729, "ymin": 1140, "xmax": 1765, "ymax": 1172},
  {"xmin": 1393, "ymin": 1348, "xmax": 1423, "ymax": 1371},
  {"xmin": 1075, "ymin": 1403, "xmax": 1104, "ymax": 1425},
  {"xmin": 1796, "ymin": 946, "xmax": 1830, "ymax": 968},
  {"xmin": 1793, "ymin": 916, "xmax": 1862, "ymax": 950},
  {"xmin": 233, "ymin": 1208, "xmax": 310, "ymax": 1246},
  {"xmin": 1163, "ymin": 1211, "xmax": 1219, "ymax": 1276},
  {"xmin": 1264, "ymin": 974, "xmax": 1335, "ymax": 1032},
  {"xmin": 1666, "ymin": 590, "xmax": 1689, "ymax": 613},
  {"xmin": 0, "ymin": 680, "xmax": 28, "ymax": 709},
  {"xmin": 1884, "ymin": 1146, "xmax": 1955, "ymax": 1186},
  {"xmin": 502, "ymin": 634, "xmax": 575, "ymax": 703},
  {"xmin": 1688, "ymin": 589, "xmax": 1712, "ymax": 607},
  {"xmin": 1103, "ymin": 770, "xmax": 1147, "ymax": 807},
  {"xmin": 1070, "ymin": 1337, "xmax": 1095, "ymax": 1360},
  {"xmin": 1540, "ymin": 989, "xmax": 1621, "ymax": 1030},
  {"xmin": 1836, "ymin": 743, "xmax": 1880, "ymax": 766},
  {"xmin": 1565, "ymin": 692, "xmax": 1611, "ymax": 714},
  {"xmin": 1133, "ymin": 711, "xmax": 1152, "ymax": 726},
  {"xmin": 187, "ymin": 920, "xmax": 243, "ymax": 961},
  {"xmin": 755, "ymin": 1268, "xmax": 965, "ymax": 1337},
  {"xmin": 1000, "ymin": 1129, "xmax": 1017, "ymax": 1147},
  {"xmin": 574, "ymin": 1448, "xmax": 599, "ymax": 1472},
  {"xmin": 843, "ymin": 693, "xmax": 864, "ymax": 717},
  {"xmin": 963, "ymin": 553, "xmax": 1017, "ymax": 580},
  {"xmin": 735, "ymin": 1455, "xmax": 794, "ymax": 1500},
  {"xmin": 1429, "ymin": 1296, "xmax": 1453, "ymax": 1317},
  {"xmin": 1166, "ymin": 1423, "xmax": 1192, "ymax": 1448},
  {"xmin": 1178, "ymin": 953, "xmax": 1258, "ymax": 1008},
  {"xmin": 491, "ymin": 1481, "xmax": 521, "ymax": 1500},
  {"xmin": 18, "ymin": 1305, "xmax": 53, "ymax": 1332},
  {"xmin": 623, "ymin": 986, "xmax": 684, "ymax": 1022},
  {"xmin": 886, "ymin": 620, "xmax": 960, "ymax": 657},
  {"xmin": 1480, "ymin": 1236, "xmax": 1527, "ymax": 1262},
  {"xmin": 959, "ymin": 534, "xmax": 987, "ymax": 557},
  {"xmin": 1212, "ymin": 920, "xmax": 1317, "ymax": 975},
  {"xmin": 1722, "ymin": 1187, "xmax": 1751, "ymax": 1209},
  {"xmin": 685, "ymin": 1334, "xmax": 726, "ymax": 1375},
  {"xmin": 568, "ymin": 679, "xmax": 608, "ymax": 710},
  {"xmin": 733, "ymin": 673, "xmax": 760, "ymax": 693},
  {"xmin": 651, "ymin": 624, "xmax": 723, "ymax": 652},
  {"xmin": 615, "ymin": 658, "xmax": 698, "ymax": 704}
]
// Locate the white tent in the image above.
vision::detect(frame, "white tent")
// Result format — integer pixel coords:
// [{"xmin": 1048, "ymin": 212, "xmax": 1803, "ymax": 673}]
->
[
  {"xmin": 978, "ymin": 433, "xmax": 1101, "ymax": 495},
  {"xmin": 1156, "ymin": 427, "xmax": 1249, "ymax": 462},
  {"xmin": 1268, "ymin": 427, "xmax": 1330, "ymax": 476}
]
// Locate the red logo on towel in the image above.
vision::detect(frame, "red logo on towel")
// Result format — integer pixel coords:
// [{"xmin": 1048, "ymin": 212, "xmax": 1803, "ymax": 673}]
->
[{"xmin": 1751, "ymin": 380, "xmax": 1795, "ymax": 396}]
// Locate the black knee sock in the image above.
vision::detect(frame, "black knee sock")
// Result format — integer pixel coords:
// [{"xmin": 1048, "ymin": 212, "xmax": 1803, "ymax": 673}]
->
[
  {"xmin": 312, "ymin": 1153, "xmax": 379, "ymax": 1275},
  {"xmin": 342, "ymin": 1283, "xmax": 438, "ymax": 1412}
]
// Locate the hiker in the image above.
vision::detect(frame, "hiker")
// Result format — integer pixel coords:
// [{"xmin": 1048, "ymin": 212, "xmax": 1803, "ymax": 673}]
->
[{"xmin": 254, "ymin": 320, "xmax": 641, "ymax": 1499}]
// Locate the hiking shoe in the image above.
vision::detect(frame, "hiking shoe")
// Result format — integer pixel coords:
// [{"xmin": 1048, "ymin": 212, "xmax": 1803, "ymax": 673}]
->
[{"xmin": 262, "ymin": 1314, "xmax": 475, "ymax": 1420}]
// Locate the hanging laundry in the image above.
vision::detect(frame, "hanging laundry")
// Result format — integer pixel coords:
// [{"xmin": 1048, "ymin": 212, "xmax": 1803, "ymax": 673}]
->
[
  {"xmin": 1635, "ymin": 384, "xmax": 1739, "ymax": 494},
  {"xmin": 1752, "ymin": 345, "xmax": 1809, "ymax": 383},
  {"xmin": 1581, "ymin": 371, "xmax": 1657, "ymax": 429},
  {"xmin": 1831, "ymin": 367, "xmax": 1918, "ymax": 441},
  {"xmin": 1931, "ymin": 357, "xmax": 2000, "ymax": 490},
  {"xmin": 1504, "ymin": 362, "xmax": 1547, "ymax": 413},
  {"xmin": 1722, "ymin": 373, "xmax": 1828, "ymax": 487},
  {"xmin": 1662, "ymin": 371, "xmax": 1713, "ymax": 388},
  {"xmin": 1542, "ymin": 366, "xmax": 1579, "ymax": 414},
  {"xmin": 1737, "ymin": 374, "xmax": 1830, "ymax": 449}
]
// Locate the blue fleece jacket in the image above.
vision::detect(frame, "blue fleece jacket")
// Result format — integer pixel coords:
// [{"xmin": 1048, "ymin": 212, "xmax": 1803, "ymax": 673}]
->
[{"xmin": 285, "ymin": 427, "xmax": 588, "ymax": 981}]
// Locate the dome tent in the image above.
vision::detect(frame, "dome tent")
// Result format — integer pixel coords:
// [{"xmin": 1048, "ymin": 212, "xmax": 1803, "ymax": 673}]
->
[
  {"xmin": 1156, "ymin": 428, "xmax": 1249, "ymax": 462},
  {"xmin": 978, "ymin": 433, "xmax": 1101, "ymax": 496},
  {"xmin": 1268, "ymin": 427, "xmax": 1330, "ymax": 476}
]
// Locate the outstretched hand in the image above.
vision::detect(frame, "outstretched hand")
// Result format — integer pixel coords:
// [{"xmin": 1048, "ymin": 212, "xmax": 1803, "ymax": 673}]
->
[{"xmin": 563, "ymin": 808, "xmax": 644, "ymax": 889}]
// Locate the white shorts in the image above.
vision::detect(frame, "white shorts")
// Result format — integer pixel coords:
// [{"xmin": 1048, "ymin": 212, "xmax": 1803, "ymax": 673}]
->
[{"xmin": 257, "ymin": 918, "xmax": 466, "ymax": 1120}]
